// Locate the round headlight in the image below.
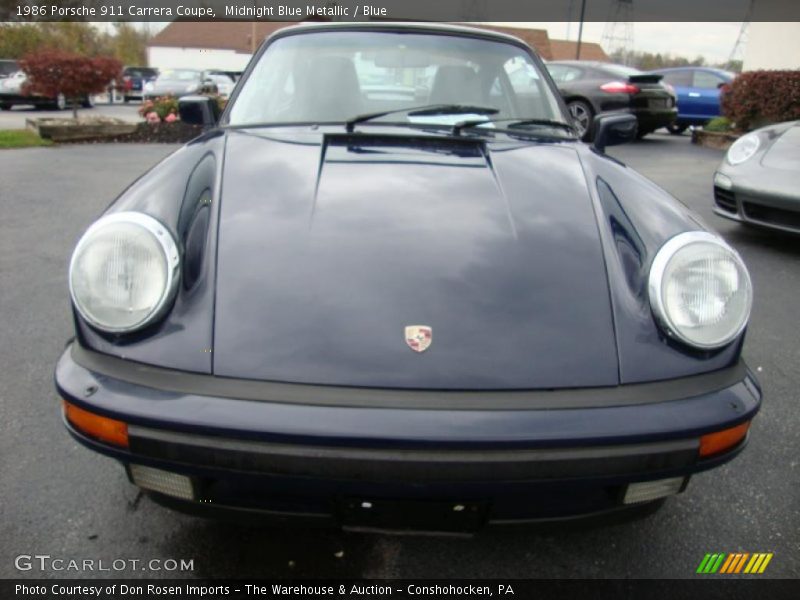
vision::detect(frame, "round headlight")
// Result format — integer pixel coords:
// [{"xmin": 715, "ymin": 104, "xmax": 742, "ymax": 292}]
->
[
  {"xmin": 648, "ymin": 231, "xmax": 752, "ymax": 350},
  {"xmin": 69, "ymin": 212, "xmax": 180, "ymax": 333},
  {"xmin": 726, "ymin": 133, "xmax": 760, "ymax": 165}
]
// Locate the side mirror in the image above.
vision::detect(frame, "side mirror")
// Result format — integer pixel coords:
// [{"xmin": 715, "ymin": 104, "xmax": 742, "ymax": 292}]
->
[
  {"xmin": 591, "ymin": 113, "xmax": 637, "ymax": 153},
  {"xmin": 178, "ymin": 95, "xmax": 220, "ymax": 128}
]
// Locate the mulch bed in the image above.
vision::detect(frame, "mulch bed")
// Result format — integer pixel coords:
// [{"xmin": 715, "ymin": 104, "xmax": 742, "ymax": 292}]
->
[
  {"xmin": 59, "ymin": 122, "xmax": 204, "ymax": 144},
  {"xmin": 691, "ymin": 129, "xmax": 739, "ymax": 151}
]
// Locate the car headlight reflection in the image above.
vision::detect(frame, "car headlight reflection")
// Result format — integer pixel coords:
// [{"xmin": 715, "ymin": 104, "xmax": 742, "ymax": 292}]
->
[
  {"xmin": 726, "ymin": 133, "xmax": 760, "ymax": 165},
  {"xmin": 69, "ymin": 212, "xmax": 180, "ymax": 333},
  {"xmin": 648, "ymin": 232, "xmax": 752, "ymax": 350}
]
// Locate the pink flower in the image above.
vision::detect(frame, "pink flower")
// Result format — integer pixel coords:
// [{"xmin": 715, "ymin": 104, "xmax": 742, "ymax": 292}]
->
[
  {"xmin": 146, "ymin": 112, "xmax": 160, "ymax": 123},
  {"xmin": 164, "ymin": 113, "xmax": 178, "ymax": 123}
]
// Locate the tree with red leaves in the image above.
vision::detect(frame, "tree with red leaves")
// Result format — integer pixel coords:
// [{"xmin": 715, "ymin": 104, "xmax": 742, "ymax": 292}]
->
[
  {"xmin": 721, "ymin": 70, "xmax": 800, "ymax": 132},
  {"xmin": 18, "ymin": 50, "xmax": 122, "ymax": 119}
]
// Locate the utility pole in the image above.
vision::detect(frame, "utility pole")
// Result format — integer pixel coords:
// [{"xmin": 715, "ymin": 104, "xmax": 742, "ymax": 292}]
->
[
  {"xmin": 729, "ymin": 0, "xmax": 754, "ymax": 68},
  {"xmin": 602, "ymin": 0, "xmax": 635, "ymax": 65},
  {"xmin": 575, "ymin": 0, "xmax": 587, "ymax": 59}
]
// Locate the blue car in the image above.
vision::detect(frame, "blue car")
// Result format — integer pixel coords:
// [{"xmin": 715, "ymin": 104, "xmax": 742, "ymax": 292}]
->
[
  {"xmin": 650, "ymin": 67, "xmax": 736, "ymax": 134},
  {"xmin": 56, "ymin": 23, "xmax": 759, "ymax": 533}
]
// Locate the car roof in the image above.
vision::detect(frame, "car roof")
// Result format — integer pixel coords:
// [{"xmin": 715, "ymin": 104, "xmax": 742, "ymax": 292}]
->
[
  {"xmin": 649, "ymin": 66, "xmax": 728, "ymax": 74},
  {"xmin": 546, "ymin": 60, "xmax": 608, "ymax": 67},
  {"xmin": 267, "ymin": 21, "xmax": 534, "ymax": 51}
]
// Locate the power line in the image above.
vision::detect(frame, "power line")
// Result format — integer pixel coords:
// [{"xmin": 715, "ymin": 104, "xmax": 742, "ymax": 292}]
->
[{"xmin": 602, "ymin": 0, "xmax": 635, "ymax": 65}]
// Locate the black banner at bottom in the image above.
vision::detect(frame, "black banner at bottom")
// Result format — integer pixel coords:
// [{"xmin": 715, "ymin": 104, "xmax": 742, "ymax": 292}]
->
[{"xmin": 3, "ymin": 579, "xmax": 799, "ymax": 600}]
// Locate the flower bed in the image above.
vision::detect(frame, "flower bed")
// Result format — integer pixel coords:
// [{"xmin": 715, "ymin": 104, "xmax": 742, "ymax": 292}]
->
[
  {"xmin": 139, "ymin": 96, "xmax": 180, "ymax": 123},
  {"xmin": 692, "ymin": 129, "xmax": 739, "ymax": 151}
]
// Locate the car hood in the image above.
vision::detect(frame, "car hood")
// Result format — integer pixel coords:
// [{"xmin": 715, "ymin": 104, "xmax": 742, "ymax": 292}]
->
[
  {"xmin": 761, "ymin": 121, "xmax": 800, "ymax": 170},
  {"xmin": 0, "ymin": 75, "xmax": 24, "ymax": 93},
  {"xmin": 151, "ymin": 81, "xmax": 196, "ymax": 94},
  {"xmin": 213, "ymin": 129, "xmax": 619, "ymax": 389}
]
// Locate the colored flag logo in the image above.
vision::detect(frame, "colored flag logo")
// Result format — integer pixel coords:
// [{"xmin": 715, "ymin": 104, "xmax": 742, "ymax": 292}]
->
[{"xmin": 696, "ymin": 552, "xmax": 773, "ymax": 574}]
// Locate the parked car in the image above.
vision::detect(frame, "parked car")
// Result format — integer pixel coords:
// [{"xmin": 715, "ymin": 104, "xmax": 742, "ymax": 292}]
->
[
  {"xmin": 206, "ymin": 72, "xmax": 236, "ymax": 99},
  {"xmin": 650, "ymin": 67, "xmax": 735, "ymax": 134},
  {"xmin": 0, "ymin": 64, "xmax": 94, "ymax": 111},
  {"xmin": 0, "ymin": 59, "xmax": 19, "ymax": 78},
  {"xmin": 121, "ymin": 66, "xmax": 159, "ymax": 103},
  {"xmin": 143, "ymin": 68, "xmax": 217, "ymax": 100},
  {"xmin": 57, "ymin": 22, "xmax": 759, "ymax": 532},
  {"xmin": 547, "ymin": 60, "xmax": 678, "ymax": 139},
  {"xmin": 713, "ymin": 120, "xmax": 800, "ymax": 233}
]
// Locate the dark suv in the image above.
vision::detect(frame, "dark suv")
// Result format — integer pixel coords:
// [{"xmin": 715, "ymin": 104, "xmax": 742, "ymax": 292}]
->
[{"xmin": 121, "ymin": 66, "xmax": 159, "ymax": 103}]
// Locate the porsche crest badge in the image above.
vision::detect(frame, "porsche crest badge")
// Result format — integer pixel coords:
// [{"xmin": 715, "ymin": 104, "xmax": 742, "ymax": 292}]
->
[{"xmin": 405, "ymin": 325, "xmax": 432, "ymax": 353}]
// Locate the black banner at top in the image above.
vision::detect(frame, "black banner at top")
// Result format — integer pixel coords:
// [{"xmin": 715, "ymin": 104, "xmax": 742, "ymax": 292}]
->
[{"xmin": 2, "ymin": 0, "xmax": 800, "ymax": 23}]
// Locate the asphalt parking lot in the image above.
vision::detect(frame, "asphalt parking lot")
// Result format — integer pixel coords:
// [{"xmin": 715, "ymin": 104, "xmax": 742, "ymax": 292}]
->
[{"xmin": 0, "ymin": 132, "xmax": 797, "ymax": 580}]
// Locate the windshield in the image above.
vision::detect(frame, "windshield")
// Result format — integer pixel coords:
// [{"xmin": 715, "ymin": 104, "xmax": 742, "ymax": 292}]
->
[
  {"xmin": 0, "ymin": 60, "xmax": 19, "ymax": 77},
  {"xmin": 125, "ymin": 68, "xmax": 158, "ymax": 78},
  {"xmin": 227, "ymin": 31, "xmax": 566, "ymax": 128},
  {"xmin": 158, "ymin": 69, "xmax": 201, "ymax": 82}
]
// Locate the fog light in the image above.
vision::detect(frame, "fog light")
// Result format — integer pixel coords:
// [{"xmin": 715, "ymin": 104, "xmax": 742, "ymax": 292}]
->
[
  {"xmin": 714, "ymin": 172, "xmax": 733, "ymax": 190},
  {"xmin": 623, "ymin": 477, "xmax": 686, "ymax": 504},
  {"xmin": 129, "ymin": 464, "xmax": 195, "ymax": 500}
]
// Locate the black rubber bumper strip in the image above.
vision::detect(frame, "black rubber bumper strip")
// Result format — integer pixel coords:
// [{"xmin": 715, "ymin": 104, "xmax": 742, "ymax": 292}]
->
[
  {"xmin": 127, "ymin": 424, "xmax": 700, "ymax": 481},
  {"xmin": 70, "ymin": 343, "xmax": 749, "ymax": 411}
]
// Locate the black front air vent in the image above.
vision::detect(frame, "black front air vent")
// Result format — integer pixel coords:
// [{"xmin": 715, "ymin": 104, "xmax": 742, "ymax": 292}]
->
[
  {"xmin": 713, "ymin": 187, "xmax": 737, "ymax": 213},
  {"xmin": 742, "ymin": 201, "xmax": 800, "ymax": 231}
]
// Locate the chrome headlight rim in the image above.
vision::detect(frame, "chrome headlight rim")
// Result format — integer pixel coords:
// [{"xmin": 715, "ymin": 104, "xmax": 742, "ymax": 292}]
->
[
  {"xmin": 648, "ymin": 231, "xmax": 752, "ymax": 350},
  {"xmin": 726, "ymin": 132, "xmax": 760, "ymax": 166},
  {"xmin": 68, "ymin": 211, "xmax": 181, "ymax": 334}
]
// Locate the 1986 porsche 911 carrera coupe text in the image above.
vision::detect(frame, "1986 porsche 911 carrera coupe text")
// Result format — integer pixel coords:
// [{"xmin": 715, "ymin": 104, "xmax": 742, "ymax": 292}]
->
[{"xmin": 56, "ymin": 23, "xmax": 760, "ymax": 532}]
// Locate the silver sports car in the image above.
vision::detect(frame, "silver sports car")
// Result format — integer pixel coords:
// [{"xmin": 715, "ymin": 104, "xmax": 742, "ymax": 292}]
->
[{"xmin": 713, "ymin": 120, "xmax": 800, "ymax": 233}]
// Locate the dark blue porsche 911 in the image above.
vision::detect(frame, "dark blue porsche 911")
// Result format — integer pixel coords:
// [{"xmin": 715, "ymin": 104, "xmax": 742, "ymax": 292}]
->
[{"xmin": 56, "ymin": 22, "xmax": 760, "ymax": 532}]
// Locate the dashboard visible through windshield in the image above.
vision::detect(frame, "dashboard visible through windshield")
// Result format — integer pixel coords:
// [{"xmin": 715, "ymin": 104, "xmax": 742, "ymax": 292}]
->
[{"xmin": 226, "ymin": 30, "xmax": 567, "ymax": 131}]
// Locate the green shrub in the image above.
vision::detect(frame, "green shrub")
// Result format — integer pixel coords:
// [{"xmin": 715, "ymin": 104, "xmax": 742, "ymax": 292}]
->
[
  {"xmin": 138, "ymin": 95, "xmax": 178, "ymax": 122},
  {"xmin": 704, "ymin": 117, "xmax": 732, "ymax": 132}
]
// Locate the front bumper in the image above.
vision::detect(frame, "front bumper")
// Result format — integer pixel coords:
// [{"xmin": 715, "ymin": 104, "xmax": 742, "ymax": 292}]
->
[
  {"xmin": 714, "ymin": 177, "xmax": 800, "ymax": 234},
  {"xmin": 56, "ymin": 343, "xmax": 761, "ymax": 530}
]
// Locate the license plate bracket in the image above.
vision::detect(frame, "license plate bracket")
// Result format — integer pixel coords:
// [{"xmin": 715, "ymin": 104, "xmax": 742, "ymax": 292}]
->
[{"xmin": 338, "ymin": 497, "xmax": 488, "ymax": 533}]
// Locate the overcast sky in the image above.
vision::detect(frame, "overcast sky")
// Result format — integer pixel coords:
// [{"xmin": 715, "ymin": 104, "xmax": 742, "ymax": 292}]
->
[
  {"xmin": 136, "ymin": 21, "xmax": 744, "ymax": 64},
  {"xmin": 488, "ymin": 22, "xmax": 744, "ymax": 64}
]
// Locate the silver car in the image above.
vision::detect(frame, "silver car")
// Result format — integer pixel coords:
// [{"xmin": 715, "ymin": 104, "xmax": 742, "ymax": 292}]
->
[
  {"xmin": 713, "ymin": 120, "xmax": 800, "ymax": 233},
  {"xmin": 143, "ymin": 69, "xmax": 217, "ymax": 100}
]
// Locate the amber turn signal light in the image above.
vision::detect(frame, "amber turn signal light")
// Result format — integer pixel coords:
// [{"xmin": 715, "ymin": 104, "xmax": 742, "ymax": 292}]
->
[
  {"xmin": 63, "ymin": 400, "xmax": 129, "ymax": 448},
  {"xmin": 699, "ymin": 421, "xmax": 750, "ymax": 458}
]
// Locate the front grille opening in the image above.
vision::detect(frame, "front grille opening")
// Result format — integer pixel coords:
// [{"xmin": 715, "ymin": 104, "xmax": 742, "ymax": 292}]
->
[
  {"xmin": 743, "ymin": 201, "xmax": 800, "ymax": 230},
  {"xmin": 714, "ymin": 187, "xmax": 737, "ymax": 213}
]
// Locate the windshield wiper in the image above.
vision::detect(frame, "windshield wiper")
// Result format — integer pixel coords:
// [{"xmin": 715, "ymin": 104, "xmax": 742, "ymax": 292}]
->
[
  {"xmin": 452, "ymin": 118, "xmax": 576, "ymax": 137},
  {"xmin": 345, "ymin": 104, "xmax": 499, "ymax": 132}
]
